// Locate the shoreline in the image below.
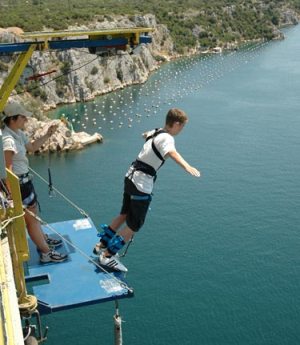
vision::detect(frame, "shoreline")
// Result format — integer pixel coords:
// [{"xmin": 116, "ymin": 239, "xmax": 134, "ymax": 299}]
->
[
  {"xmin": 43, "ymin": 37, "xmax": 269, "ymax": 115},
  {"xmin": 43, "ymin": 21, "xmax": 297, "ymax": 114}
]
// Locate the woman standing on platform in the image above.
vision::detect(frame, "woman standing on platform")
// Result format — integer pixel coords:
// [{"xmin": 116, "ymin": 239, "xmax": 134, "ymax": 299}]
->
[{"xmin": 2, "ymin": 100, "xmax": 68, "ymax": 263}]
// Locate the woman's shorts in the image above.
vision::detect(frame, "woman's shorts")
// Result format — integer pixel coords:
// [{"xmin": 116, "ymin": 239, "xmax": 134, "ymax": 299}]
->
[
  {"xmin": 20, "ymin": 180, "xmax": 38, "ymax": 207},
  {"xmin": 120, "ymin": 177, "xmax": 152, "ymax": 232}
]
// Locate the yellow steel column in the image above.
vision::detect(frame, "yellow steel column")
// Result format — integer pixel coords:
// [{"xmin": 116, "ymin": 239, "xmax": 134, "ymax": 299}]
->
[
  {"xmin": 0, "ymin": 44, "xmax": 36, "ymax": 112},
  {"xmin": 5, "ymin": 169, "xmax": 37, "ymax": 311},
  {"xmin": 6, "ymin": 169, "xmax": 29, "ymax": 261}
]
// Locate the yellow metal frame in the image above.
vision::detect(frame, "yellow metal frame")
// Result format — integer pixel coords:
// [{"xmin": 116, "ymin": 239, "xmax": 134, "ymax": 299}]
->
[
  {"xmin": 5, "ymin": 169, "xmax": 29, "ymax": 262},
  {"xmin": 5, "ymin": 169, "xmax": 35, "ymax": 307},
  {"xmin": 20, "ymin": 27, "xmax": 153, "ymax": 40},
  {"xmin": 0, "ymin": 44, "xmax": 36, "ymax": 113},
  {"xmin": 0, "ymin": 169, "xmax": 37, "ymax": 345},
  {"xmin": 0, "ymin": 27, "xmax": 153, "ymax": 112}
]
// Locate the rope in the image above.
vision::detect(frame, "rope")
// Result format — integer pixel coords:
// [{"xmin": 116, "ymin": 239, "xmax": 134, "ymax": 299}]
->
[
  {"xmin": 28, "ymin": 167, "xmax": 89, "ymax": 218},
  {"xmin": 120, "ymin": 235, "xmax": 134, "ymax": 258},
  {"xmin": 19, "ymin": 295, "xmax": 38, "ymax": 316},
  {"xmin": 0, "ymin": 211, "xmax": 25, "ymax": 231},
  {"xmin": 24, "ymin": 208, "xmax": 133, "ymax": 294}
]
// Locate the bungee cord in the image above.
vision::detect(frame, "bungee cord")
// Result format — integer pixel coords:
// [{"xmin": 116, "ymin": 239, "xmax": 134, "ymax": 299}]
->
[{"xmin": 28, "ymin": 166, "xmax": 89, "ymax": 218}]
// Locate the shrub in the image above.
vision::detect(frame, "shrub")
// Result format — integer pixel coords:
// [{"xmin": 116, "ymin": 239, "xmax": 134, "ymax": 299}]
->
[
  {"xmin": 91, "ymin": 66, "xmax": 99, "ymax": 75},
  {"xmin": 104, "ymin": 76, "xmax": 110, "ymax": 84}
]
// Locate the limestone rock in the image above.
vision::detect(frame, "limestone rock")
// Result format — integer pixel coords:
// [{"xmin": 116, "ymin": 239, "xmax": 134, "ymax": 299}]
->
[
  {"xmin": 24, "ymin": 117, "xmax": 102, "ymax": 153},
  {"xmin": 0, "ymin": 14, "xmax": 173, "ymax": 111},
  {"xmin": 281, "ymin": 9, "xmax": 299, "ymax": 26}
]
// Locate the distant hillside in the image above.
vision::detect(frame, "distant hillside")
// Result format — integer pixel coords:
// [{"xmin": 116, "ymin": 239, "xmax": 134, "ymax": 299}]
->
[
  {"xmin": 0, "ymin": 1, "xmax": 299, "ymax": 112},
  {"xmin": 0, "ymin": 0, "xmax": 299, "ymax": 52}
]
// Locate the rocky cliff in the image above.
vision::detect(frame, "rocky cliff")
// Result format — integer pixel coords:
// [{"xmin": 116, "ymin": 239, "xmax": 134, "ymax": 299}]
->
[
  {"xmin": 25, "ymin": 117, "xmax": 103, "ymax": 152},
  {"xmin": 1, "ymin": 9, "xmax": 298, "ymax": 152},
  {"xmin": 0, "ymin": 14, "xmax": 174, "ymax": 112},
  {"xmin": 0, "ymin": 9, "xmax": 299, "ymax": 118},
  {"xmin": 1, "ymin": 10, "xmax": 299, "ymax": 113},
  {"xmin": 0, "ymin": 14, "xmax": 175, "ymax": 152}
]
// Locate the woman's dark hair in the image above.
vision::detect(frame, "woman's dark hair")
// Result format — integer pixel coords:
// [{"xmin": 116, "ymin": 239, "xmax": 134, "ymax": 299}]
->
[{"xmin": 3, "ymin": 115, "xmax": 20, "ymax": 126}]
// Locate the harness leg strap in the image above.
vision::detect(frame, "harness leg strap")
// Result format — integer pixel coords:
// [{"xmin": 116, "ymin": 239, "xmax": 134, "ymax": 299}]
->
[
  {"xmin": 130, "ymin": 194, "xmax": 152, "ymax": 201},
  {"xmin": 97, "ymin": 224, "xmax": 116, "ymax": 247},
  {"xmin": 107, "ymin": 235, "xmax": 126, "ymax": 256}
]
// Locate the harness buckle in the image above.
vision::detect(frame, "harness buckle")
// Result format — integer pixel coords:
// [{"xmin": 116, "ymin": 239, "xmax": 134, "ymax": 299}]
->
[{"xmin": 18, "ymin": 173, "xmax": 32, "ymax": 185}]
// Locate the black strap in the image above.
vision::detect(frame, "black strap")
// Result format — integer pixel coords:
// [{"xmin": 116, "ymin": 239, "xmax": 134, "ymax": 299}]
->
[
  {"xmin": 17, "ymin": 172, "xmax": 29, "ymax": 178},
  {"xmin": 132, "ymin": 160, "xmax": 156, "ymax": 177},
  {"xmin": 145, "ymin": 129, "xmax": 166, "ymax": 163},
  {"xmin": 130, "ymin": 129, "xmax": 167, "ymax": 180}
]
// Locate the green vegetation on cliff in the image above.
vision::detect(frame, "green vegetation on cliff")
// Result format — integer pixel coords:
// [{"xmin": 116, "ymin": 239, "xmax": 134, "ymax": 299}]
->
[{"xmin": 0, "ymin": 0, "xmax": 299, "ymax": 52}]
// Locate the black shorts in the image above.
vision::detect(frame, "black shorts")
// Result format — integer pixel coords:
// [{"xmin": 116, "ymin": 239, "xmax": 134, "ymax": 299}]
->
[
  {"xmin": 120, "ymin": 177, "xmax": 152, "ymax": 232},
  {"xmin": 20, "ymin": 180, "xmax": 38, "ymax": 207}
]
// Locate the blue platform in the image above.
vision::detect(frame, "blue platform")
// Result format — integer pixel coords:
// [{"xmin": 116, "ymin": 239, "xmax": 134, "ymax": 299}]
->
[{"xmin": 25, "ymin": 218, "xmax": 133, "ymax": 314}]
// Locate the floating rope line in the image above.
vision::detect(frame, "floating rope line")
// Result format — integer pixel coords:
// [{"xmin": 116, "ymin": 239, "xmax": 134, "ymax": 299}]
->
[
  {"xmin": 28, "ymin": 167, "xmax": 89, "ymax": 218},
  {"xmin": 25, "ymin": 207, "xmax": 133, "ymax": 294},
  {"xmin": 61, "ymin": 39, "xmax": 272, "ymax": 133}
]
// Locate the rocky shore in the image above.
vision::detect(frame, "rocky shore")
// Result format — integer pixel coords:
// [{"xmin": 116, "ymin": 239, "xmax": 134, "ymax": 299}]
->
[
  {"xmin": 0, "ymin": 14, "xmax": 174, "ymax": 110},
  {"xmin": 2, "ymin": 11, "xmax": 297, "ymax": 113},
  {"xmin": 24, "ymin": 117, "xmax": 103, "ymax": 152},
  {"xmin": 0, "ymin": 11, "xmax": 299, "ymax": 152}
]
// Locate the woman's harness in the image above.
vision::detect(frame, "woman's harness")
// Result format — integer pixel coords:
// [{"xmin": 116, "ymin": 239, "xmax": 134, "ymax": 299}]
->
[
  {"xmin": 17, "ymin": 172, "xmax": 32, "ymax": 185},
  {"xmin": 131, "ymin": 129, "xmax": 166, "ymax": 180}
]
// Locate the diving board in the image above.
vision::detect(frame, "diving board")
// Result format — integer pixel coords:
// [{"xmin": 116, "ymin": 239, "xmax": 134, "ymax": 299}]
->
[{"xmin": 25, "ymin": 218, "xmax": 133, "ymax": 315}]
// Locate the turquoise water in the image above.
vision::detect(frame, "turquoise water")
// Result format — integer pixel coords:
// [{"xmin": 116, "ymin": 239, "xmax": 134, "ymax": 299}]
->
[{"xmin": 30, "ymin": 26, "xmax": 300, "ymax": 344}]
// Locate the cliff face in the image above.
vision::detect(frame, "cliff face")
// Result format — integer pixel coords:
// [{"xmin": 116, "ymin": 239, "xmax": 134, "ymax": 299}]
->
[
  {"xmin": 0, "ymin": 9, "xmax": 299, "ymax": 112},
  {"xmin": 280, "ymin": 8, "xmax": 299, "ymax": 26},
  {"xmin": 0, "ymin": 14, "xmax": 174, "ymax": 111}
]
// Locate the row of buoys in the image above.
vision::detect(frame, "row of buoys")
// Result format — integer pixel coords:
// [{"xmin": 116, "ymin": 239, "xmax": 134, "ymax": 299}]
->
[{"xmin": 59, "ymin": 40, "xmax": 269, "ymax": 131}]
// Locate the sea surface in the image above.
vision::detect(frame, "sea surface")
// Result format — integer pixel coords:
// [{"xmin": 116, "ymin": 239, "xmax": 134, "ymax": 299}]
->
[{"xmin": 29, "ymin": 25, "xmax": 300, "ymax": 345}]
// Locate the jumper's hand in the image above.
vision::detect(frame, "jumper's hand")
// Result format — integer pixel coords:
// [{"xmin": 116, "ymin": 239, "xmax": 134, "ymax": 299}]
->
[
  {"xmin": 186, "ymin": 166, "xmax": 201, "ymax": 177},
  {"xmin": 168, "ymin": 150, "xmax": 201, "ymax": 178}
]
